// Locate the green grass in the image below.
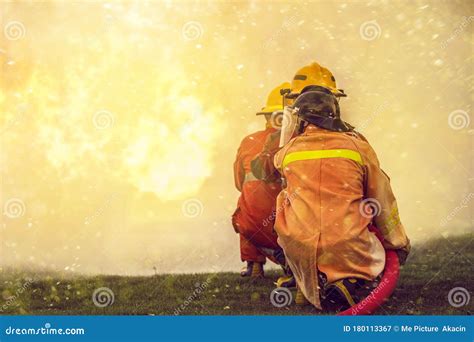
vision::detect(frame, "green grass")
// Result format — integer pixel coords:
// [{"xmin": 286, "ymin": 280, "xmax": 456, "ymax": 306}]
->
[{"xmin": 1, "ymin": 234, "xmax": 472, "ymax": 315}]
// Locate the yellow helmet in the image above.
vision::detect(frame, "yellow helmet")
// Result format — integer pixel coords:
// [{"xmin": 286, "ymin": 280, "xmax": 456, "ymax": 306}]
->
[
  {"xmin": 256, "ymin": 82, "xmax": 291, "ymax": 115},
  {"xmin": 288, "ymin": 62, "xmax": 346, "ymax": 98}
]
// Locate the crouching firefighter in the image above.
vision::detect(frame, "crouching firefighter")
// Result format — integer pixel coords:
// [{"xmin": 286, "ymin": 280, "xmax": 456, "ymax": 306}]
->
[
  {"xmin": 231, "ymin": 82, "xmax": 290, "ymax": 277},
  {"xmin": 257, "ymin": 84, "xmax": 410, "ymax": 311},
  {"xmin": 251, "ymin": 62, "xmax": 348, "ymax": 297}
]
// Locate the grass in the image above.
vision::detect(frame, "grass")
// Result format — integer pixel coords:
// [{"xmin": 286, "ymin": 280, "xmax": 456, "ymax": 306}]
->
[{"xmin": 0, "ymin": 233, "xmax": 472, "ymax": 315}]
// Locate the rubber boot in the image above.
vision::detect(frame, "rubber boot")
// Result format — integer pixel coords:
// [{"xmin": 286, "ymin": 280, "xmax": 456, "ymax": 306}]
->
[
  {"xmin": 321, "ymin": 278, "xmax": 378, "ymax": 312},
  {"xmin": 295, "ymin": 284, "xmax": 310, "ymax": 306},
  {"xmin": 240, "ymin": 261, "xmax": 264, "ymax": 277}
]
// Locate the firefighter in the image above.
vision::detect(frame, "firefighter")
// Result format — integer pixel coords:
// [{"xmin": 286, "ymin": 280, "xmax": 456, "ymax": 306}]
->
[
  {"xmin": 251, "ymin": 62, "xmax": 346, "ymax": 296},
  {"xmin": 232, "ymin": 82, "xmax": 289, "ymax": 277},
  {"xmin": 273, "ymin": 84, "xmax": 410, "ymax": 310}
]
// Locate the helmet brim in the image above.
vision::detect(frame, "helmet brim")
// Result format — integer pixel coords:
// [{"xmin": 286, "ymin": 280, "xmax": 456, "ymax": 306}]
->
[
  {"xmin": 288, "ymin": 88, "xmax": 347, "ymax": 99},
  {"xmin": 256, "ymin": 105, "xmax": 284, "ymax": 115}
]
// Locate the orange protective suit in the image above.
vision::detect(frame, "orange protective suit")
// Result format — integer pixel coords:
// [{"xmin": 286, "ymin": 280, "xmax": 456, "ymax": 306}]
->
[
  {"xmin": 232, "ymin": 125, "xmax": 282, "ymax": 263},
  {"xmin": 272, "ymin": 125, "xmax": 410, "ymax": 309}
]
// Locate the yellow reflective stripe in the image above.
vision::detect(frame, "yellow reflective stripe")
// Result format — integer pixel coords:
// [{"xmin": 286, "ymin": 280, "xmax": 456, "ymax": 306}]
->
[
  {"xmin": 334, "ymin": 281, "xmax": 356, "ymax": 306},
  {"xmin": 282, "ymin": 149, "xmax": 363, "ymax": 168}
]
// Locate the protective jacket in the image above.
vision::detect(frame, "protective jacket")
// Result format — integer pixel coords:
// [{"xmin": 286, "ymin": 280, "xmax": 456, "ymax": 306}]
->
[
  {"xmin": 232, "ymin": 126, "xmax": 282, "ymax": 262},
  {"xmin": 272, "ymin": 125, "xmax": 410, "ymax": 308}
]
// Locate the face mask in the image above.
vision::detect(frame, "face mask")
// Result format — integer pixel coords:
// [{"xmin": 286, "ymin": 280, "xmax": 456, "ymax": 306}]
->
[{"xmin": 279, "ymin": 105, "xmax": 298, "ymax": 147}]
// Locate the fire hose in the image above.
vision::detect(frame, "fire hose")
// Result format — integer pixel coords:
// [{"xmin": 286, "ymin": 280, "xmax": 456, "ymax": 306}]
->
[{"xmin": 338, "ymin": 227, "xmax": 400, "ymax": 316}]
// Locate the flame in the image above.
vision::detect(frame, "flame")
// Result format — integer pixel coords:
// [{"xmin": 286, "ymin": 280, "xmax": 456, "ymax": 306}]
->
[
  {"xmin": 1, "ymin": 18, "xmax": 224, "ymax": 202},
  {"xmin": 123, "ymin": 95, "xmax": 222, "ymax": 200}
]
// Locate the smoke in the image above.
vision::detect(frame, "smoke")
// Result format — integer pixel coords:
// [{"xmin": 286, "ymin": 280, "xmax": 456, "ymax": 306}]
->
[{"xmin": 1, "ymin": 0, "xmax": 472, "ymax": 275}]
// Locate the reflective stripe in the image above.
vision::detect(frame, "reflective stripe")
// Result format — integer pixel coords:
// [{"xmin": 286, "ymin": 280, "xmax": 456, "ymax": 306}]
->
[
  {"xmin": 282, "ymin": 149, "xmax": 363, "ymax": 168},
  {"xmin": 334, "ymin": 281, "xmax": 356, "ymax": 306},
  {"xmin": 244, "ymin": 172, "xmax": 259, "ymax": 183}
]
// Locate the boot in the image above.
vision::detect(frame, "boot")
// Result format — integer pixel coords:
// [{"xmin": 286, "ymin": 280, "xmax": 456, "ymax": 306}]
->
[
  {"xmin": 276, "ymin": 275, "xmax": 296, "ymax": 288},
  {"xmin": 321, "ymin": 277, "xmax": 378, "ymax": 312},
  {"xmin": 240, "ymin": 261, "xmax": 264, "ymax": 277},
  {"xmin": 295, "ymin": 284, "xmax": 310, "ymax": 306}
]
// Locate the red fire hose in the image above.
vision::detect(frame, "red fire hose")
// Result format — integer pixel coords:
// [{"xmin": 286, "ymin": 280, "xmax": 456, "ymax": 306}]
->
[{"xmin": 337, "ymin": 227, "xmax": 400, "ymax": 316}]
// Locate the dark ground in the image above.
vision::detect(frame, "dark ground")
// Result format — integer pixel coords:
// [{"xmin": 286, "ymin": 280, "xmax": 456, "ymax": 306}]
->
[{"xmin": 0, "ymin": 233, "xmax": 472, "ymax": 315}]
